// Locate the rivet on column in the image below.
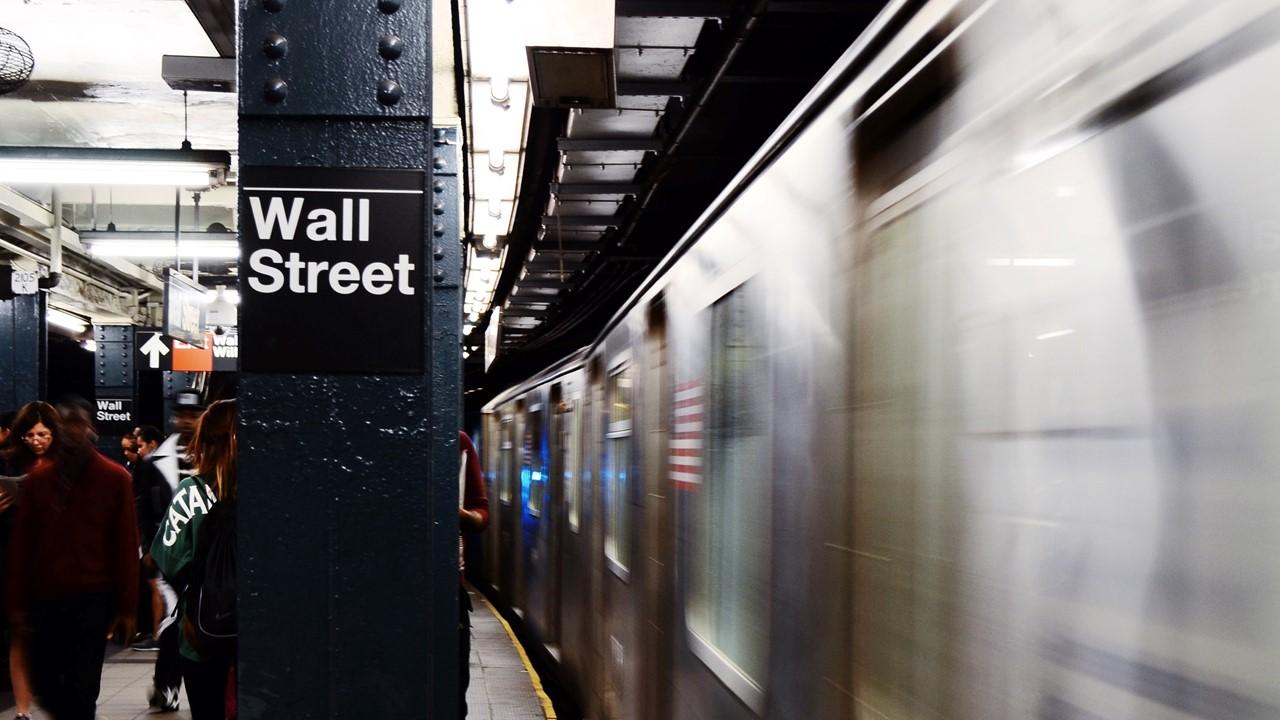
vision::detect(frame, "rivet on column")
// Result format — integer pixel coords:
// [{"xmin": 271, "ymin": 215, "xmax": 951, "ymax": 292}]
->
[
  {"xmin": 264, "ymin": 77, "xmax": 289, "ymax": 103},
  {"xmin": 379, "ymin": 35, "xmax": 404, "ymax": 61},
  {"xmin": 377, "ymin": 79, "xmax": 403, "ymax": 106},
  {"xmin": 263, "ymin": 32, "xmax": 289, "ymax": 59}
]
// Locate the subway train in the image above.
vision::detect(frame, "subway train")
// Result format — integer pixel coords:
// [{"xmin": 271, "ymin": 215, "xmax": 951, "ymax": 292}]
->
[{"xmin": 476, "ymin": 1, "xmax": 1280, "ymax": 718}]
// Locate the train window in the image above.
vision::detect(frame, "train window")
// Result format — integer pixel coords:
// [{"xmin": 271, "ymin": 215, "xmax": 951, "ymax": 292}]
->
[
  {"xmin": 527, "ymin": 407, "xmax": 545, "ymax": 516},
  {"xmin": 561, "ymin": 397, "xmax": 582, "ymax": 533},
  {"xmin": 687, "ymin": 284, "xmax": 770, "ymax": 707},
  {"xmin": 499, "ymin": 418, "xmax": 513, "ymax": 505},
  {"xmin": 605, "ymin": 366, "xmax": 632, "ymax": 578}
]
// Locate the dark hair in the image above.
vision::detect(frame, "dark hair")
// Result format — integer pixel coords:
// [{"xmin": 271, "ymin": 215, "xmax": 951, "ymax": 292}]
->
[
  {"xmin": 137, "ymin": 425, "xmax": 164, "ymax": 445},
  {"xmin": 188, "ymin": 400, "xmax": 237, "ymax": 501},
  {"xmin": 0, "ymin": 410, "xmax": 15, "ymax": 431},
  {"xmin": 2, "ymin": 401, "xmax": 64, "ymax": 473}
]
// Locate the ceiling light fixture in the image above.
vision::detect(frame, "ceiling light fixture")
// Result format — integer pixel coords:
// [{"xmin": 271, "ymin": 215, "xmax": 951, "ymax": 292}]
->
[
  {"xmin": 48, "ymin": 307, "xmax": 88, "ymax": 333},
  {"xmin": 0, "ymin": 147, "xmax": 231, "ymax": 188}
]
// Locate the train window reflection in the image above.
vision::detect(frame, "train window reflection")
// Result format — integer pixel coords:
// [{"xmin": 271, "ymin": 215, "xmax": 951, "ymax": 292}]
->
[
  {"xmin": 606, "ymin": 367, "xmax": 632, "ymax": 577},
  {"xmin": 499, "ymin": 418, "xmax": 513, "ymax": 505},
  {"xmin": 527, "ymin": 408, "xmax": 545, "ymax": 516},
  {"xmin": 561, "ymin": 398, "xmax": 582, "ymax": 533},
  {"xmin": 688, "ymin": 284, "xmax": 769, "ymax": 697}
]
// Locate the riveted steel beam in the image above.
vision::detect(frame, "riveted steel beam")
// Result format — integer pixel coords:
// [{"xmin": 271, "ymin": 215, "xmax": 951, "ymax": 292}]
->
[
  {"xmin": 617, "ymin": 80, "xmax": 692, "ymax": 97},
  {"xmin": 541, "ymin": 215, "xmax": 619, "ymax": 229},
  {"xmin": 550, "ymin": 182, "xmax": 643, "ymax": 197},
  {"xmin": 557, "ymin": 138, "xmax": 665, "ymax": 152}
]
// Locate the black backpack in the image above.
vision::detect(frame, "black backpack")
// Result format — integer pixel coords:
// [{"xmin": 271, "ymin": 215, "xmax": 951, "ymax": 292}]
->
[{"xmin": 184, "ymin": 497, "xmax": 237, "ymax": 658}]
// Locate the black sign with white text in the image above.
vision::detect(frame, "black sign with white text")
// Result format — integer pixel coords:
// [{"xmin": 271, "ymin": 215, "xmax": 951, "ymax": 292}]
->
[
  {"xmin": 239, "ymin": 166, "xmax": 425, "ymax": 373},
  {"xmin": 94, "ymin": 397, "xmax": 134, "ymax": 434}
]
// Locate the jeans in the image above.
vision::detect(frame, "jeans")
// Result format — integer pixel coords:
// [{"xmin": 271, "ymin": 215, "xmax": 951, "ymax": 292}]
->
[
  {"xmin": 182, "ymin": 655, "xmax": 234, "ymax": 720},
  {"xmin": 28, "ymin": 593, "xmax": 113, "ymax": 720}
]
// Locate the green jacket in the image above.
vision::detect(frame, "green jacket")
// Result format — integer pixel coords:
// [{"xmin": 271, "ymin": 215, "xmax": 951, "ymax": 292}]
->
[{"xmin": 150, "ymin": 474, "xmax": 218, "ymax": 662}]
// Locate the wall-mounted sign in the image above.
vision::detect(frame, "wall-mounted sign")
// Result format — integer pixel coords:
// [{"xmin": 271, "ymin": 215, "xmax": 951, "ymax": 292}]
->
[
  {"xmin": 93, "ymin": 397, "xmax": 134, "ymax": 434},
  {"xmin": 136, "ymin": 328, "xmax": 238, "ymax": 372},
  {"xmin": 485, "ymin": 306, "xmax": 500, "ymax": 372},
  {"xmin": 164, "ymin": 270, "xmax": 207, "ymax": 348},
  {"xmin": 239, "ymin": 166, "xmax": 425, "ymax": 374}
]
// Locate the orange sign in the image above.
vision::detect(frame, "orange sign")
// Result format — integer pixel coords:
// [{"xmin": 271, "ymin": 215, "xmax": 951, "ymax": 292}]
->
[{"xmin": 172, "ymin": 332, "xmax": 214, "ymax": 372}]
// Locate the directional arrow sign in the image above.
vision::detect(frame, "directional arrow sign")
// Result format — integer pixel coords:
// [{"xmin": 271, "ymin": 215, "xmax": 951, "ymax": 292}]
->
[{"xmin": 140, "ymin": 332, "xmax": 170, "ymax": 369}]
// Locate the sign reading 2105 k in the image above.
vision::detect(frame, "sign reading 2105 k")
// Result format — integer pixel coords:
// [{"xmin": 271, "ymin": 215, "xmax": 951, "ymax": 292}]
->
[{"xmin": 239, "ymin": 166, "xmax": 425, "ymax": 374}]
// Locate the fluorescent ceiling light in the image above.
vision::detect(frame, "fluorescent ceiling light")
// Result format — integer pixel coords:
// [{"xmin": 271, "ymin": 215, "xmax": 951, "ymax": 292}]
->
[
  {"xmin": 88, "ymin": 239, "xmax": 239, "ymax": 259},
  {"xmin": 0, "ymin": 147, "xmax": 231, "ymax": 188},
  {"xmin": 48, "ymin": 308, "xmax": 88, "ymax": 333}
]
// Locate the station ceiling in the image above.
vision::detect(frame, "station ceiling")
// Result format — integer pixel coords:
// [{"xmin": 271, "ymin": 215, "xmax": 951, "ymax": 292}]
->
[
  {"xmin": 470, "ymin": 0, "xmax": 889, "ymax": 399},
  {"xmin": 0, "ymin": 0, "xmax": 886, "ymax": 376}
]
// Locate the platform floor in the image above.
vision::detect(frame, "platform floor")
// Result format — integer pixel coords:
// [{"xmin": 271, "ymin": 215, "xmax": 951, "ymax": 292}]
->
[
  {"xmin": 467, "ymin": 588, "xmax": 552, "ymax": 720},
  {"xmin": 0, "ymin": 590, "xmax": 548, "ymax": 719},
  {"xmin": 0, "ymin": 646, "xmax": 192, "ymax": 720}
]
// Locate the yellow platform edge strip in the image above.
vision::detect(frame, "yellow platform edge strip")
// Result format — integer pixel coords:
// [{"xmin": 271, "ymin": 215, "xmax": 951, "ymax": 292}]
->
[{"xmin": 474, "ymin": 590, "xmax": 558, "ymax": 720}]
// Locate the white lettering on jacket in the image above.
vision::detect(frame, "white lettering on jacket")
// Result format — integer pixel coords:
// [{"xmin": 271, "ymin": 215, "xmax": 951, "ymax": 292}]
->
[{"xmin": 160, "ymin": 483, "xmax": 219, "ymax": 548}]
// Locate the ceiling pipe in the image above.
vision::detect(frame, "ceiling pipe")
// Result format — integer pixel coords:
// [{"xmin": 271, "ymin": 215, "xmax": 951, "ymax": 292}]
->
[{"xmin": 41, "ymin": 187, "xmax": 64, "ymax": 290}]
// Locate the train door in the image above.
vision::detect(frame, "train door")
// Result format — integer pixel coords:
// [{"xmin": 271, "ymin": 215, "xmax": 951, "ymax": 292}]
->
[
  {"xmin": 586, "ymin": 358, "xmax": 608, "ymax": 719},
  {"xmin": 482, "ymin": 411, "xmax": 501, "ymax": 589},
  {"xmin": 499, "ymin": 411, "xmax": 519, "ymax": 608},
  {"xmin": 543, "ymin": 384, "xmax": 565, "ymax": 650},
  {"xmin": 642, "ymin": 300, "xmax": 674, "ymax": 720}
]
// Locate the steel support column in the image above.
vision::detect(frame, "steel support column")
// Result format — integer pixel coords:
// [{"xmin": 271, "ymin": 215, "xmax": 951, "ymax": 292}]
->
[
  {"xmin": 236, "ymin": 2, "xmax": 456, "ymax": 717},
  {"xmin": 0, "ymin": 287, "xmax": 43, "ymax": 410}
]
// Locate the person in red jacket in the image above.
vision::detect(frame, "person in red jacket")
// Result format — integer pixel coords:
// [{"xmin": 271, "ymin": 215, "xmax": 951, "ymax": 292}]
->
[
  {"xmin": 458, "ymin": 430, "xmax": 489, "ymax": 719},
  {"xmin": 8, "ymin": 402, "xmax": 138, "ymax": 720}
]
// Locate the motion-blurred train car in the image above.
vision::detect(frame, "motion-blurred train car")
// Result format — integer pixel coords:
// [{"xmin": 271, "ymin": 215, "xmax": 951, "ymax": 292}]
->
[{"xmin": 479, "ymin": 0, "xmax": 1280, "ymax": 717}]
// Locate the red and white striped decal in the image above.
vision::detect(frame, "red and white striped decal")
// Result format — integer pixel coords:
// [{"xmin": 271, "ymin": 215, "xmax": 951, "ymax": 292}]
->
[{"xmin": 672, "ymin": 379, "xmax": 703, "ymax": 490}]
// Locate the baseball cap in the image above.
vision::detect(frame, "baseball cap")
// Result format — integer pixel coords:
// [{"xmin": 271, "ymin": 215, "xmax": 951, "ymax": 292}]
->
[{"xmin": 173, "ymin": 389, "xmax": 204, "ymax": 410}]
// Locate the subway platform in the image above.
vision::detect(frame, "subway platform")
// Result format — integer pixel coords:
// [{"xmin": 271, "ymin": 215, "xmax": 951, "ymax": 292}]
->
[{"xmin": 0, "ymin": 589, "xmax": 547, "ymax": 719}]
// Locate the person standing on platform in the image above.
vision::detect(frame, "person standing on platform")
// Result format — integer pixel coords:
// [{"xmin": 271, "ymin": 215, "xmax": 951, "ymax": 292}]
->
[
  {"xmin": 152, "ymin": 399, "xmax": 237, "ymax": 720},
  {"xmin": 141, "ymin": 393, "xmax": 203, "ymax": 712},
  {"xmin": 7, "ymin": 402, "xmax": 138, "ymax": 720},
  {"xmin": 1, "ymin": 402, "xmax": 65, "ymax": 720},
  {"xmin": 121, "ymin": 434, "xmax": 139, "ymax": 471},
  {"xmin": 458, "ymin": 430, "xmax": 489, "ymax": 719}
]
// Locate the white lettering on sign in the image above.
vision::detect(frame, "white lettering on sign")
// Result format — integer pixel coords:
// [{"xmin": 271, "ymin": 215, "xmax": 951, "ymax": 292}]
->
[
  {"xmin": 212, "ymin": 332, "xmax": 238, "ymax": 359},
  {"xmin": 247, "ymin": 249, "xmax": 416, "ymax": 296},
  {"xmin": 94, "ymin": 399, "xmax": 132, "ymax": 424},
  {"xmin": 249, "ymin": 196, "xmax": 370, "ymax": 242}
]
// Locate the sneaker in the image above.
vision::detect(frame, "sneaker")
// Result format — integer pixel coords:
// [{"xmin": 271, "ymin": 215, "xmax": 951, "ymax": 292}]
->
[
  {"xmin": 147, "ymin": 684, "xmax": 180, "ymax": 712},
  {"xmin": 131, "ymin": 636, "xmax": 161, "ymax": 651}
]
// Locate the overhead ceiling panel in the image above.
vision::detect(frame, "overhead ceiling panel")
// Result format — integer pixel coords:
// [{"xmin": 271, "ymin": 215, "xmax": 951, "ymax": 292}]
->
[
  {"xmin": 560, "ymin": 163, "xmax": 639, "ymax": 184},
  {"xmin": 615, "ymin": 48, "xmax": 694, "ymax": 81},
  {"xmin": 552, "ymin": 199, "xmax": 624, "ymax": 217},
  {"xmin": 615, "ymin": 17, "xmax": 706, "ymax": 48},
  {"xmin": 0, "ymin": 0, "xmax": 234, "ymax": 151},
  {"xmin": 568, "ymin": 108, "xmax": 662, "ymax": 137}
]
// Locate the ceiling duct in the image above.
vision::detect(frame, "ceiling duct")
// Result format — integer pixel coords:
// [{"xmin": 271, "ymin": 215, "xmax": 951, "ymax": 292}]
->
[
  {"xmin": 0, "ymin": 27, "xmax": 34, "ymax": 96},
  {"xmin": 529, "ymin": 47, "xmax": 615, "ymax": 108},
  {"xmin": 525, "ymin": 0, "xmax": 616, "ymax": 108}
]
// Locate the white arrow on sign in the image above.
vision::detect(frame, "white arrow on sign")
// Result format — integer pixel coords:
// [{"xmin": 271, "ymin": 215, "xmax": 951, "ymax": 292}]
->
[{"xmin": 140, "ymin": 333, "xmax": 170, "ymax": 369}]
